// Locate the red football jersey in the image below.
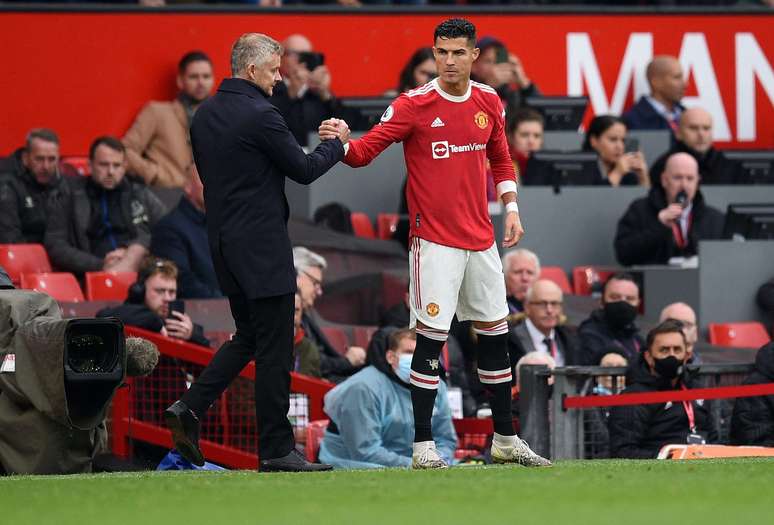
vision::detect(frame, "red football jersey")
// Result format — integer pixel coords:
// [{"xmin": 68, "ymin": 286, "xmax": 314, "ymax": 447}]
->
[{"xmin": 344, "ymin": 78, "xmax": 517, "ymax": 251}]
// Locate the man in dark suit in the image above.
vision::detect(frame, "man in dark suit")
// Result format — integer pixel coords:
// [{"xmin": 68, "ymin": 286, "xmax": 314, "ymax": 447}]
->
[
  {"xmin": 622, "ymin": 56, "xmax": 686, "ymax": 138},
  {"xmin": 508, "ymin": 280, "xmax": 582, "ymax": 368},
  {"xmin": 164, "ymin": 33, "xmax": 348, "ymax": 472}
]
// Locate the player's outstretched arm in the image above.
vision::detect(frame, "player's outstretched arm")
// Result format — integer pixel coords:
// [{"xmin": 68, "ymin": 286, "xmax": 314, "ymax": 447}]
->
[{"xmin": 340, "ymin": 95, "xmax": 414, "ymax": 168}]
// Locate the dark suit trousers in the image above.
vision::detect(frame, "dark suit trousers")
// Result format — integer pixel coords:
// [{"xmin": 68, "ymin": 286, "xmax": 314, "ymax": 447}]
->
[{"xmin": 181, "ymin": 293, "xmax": 295, "ymax": 460}]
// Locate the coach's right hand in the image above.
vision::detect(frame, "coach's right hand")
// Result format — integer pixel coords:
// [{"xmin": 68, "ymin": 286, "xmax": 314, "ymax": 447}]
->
[{"xmin": 318, "ymin": 118, "xmax": 350, "ymax": 145}]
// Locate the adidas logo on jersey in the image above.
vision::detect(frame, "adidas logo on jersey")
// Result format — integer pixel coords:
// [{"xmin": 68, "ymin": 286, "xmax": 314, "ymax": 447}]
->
[{"xmin": 430, "ymin": 117, "xmax": 445, "ymax": 128}]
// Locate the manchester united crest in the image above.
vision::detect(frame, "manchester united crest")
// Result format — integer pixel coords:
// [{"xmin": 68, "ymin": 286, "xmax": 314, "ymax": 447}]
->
[
  {"xmin": 426, "ymin": 303, "xmax": 440, "ymax": 317},
  {"xmin": 474, "ymin": 111, "xmax": 489, "ymax": 129}
]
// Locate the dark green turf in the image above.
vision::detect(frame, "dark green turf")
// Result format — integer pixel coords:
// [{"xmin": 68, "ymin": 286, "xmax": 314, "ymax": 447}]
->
[{"xmin": 1, "ymin": 459, "xmax": 772, "ymax": 525}]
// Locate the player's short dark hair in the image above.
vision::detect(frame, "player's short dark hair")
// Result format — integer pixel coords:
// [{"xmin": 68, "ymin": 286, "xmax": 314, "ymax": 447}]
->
[
  {"xmin": 646, "ymin": 319, "xmax": 687, "ymax": 351},
  {"xmin": 88, "ymin": 136, "xmax": 125, "ymax": 160},
  {"xmin": 178, "ymin": 50, "xmax": 212, "ymax": 75},
  {"xmin": 602, "ymin": 272, "xmax": 640, "ymax": 297},
  {"xmin": 434, "ymin": 18, "xmax": 476, "ymax": 47},
  {"xmin": 388, "ymin": 328, "xmax": 416, "ymax": 352},
  {"xmin": 507, "ymin": 108, "xmax": 545, "ymax": 137}
]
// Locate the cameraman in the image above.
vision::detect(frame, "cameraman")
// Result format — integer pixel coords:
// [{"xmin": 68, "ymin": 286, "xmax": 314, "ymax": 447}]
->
[
  {"xmin": 97, "ymin": 257, "xmax": 210, "ymax": 348},
  {"xmin": 270, "ymin": 34, "xmax": 345, "ymax": 147}
]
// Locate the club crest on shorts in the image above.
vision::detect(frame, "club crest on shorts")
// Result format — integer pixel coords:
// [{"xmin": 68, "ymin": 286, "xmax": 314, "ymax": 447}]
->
[
  {"xmin": 474, "ymin": 111, "xmax": 489, "ymax": 129},
  {"xmin": 426, "ymin": 303, "xmax": 440, "ymax": 317}
]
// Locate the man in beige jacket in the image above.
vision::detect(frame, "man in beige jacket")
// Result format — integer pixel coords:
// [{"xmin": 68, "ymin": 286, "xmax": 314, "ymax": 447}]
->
[{"xmin": 123, "ymin": 51, "xmax": 214, "ymax": 188}]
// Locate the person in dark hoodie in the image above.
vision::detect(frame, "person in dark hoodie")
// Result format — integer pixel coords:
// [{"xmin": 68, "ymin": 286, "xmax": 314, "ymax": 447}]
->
[
  {"xmin": 579, "ymin": 273, "xmax": 645, "ymax": 365},
  {"xmin": 318, "ymin": 328, "xmax": 457, "ymax": 469},
  {"xmin": 96, "ymin": 257, "xmax": 209, "ymax": 348},
  {"xmin": 609, "ymin": 320, "xmax": 717, "ymax": 459},
  {"xmin": 614, "ymin": 152, "xmax": 725, "ymax": 266},
  {"xmin": 730, "ymin": 342, "xmax": 774, "ymax": 446}
]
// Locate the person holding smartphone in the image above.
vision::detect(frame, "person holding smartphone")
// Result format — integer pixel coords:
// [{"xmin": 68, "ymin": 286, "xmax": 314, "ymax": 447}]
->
[
  {"xmin": 583, "ymin": 115, "xmax": 650, "ymax": 187},
  {"xmin": 470, "ymin": 36, "xmax": 541, "ymax": 112}
]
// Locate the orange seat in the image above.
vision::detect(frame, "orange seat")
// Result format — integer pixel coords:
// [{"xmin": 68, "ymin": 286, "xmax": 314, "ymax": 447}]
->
[
  {"xmin": 353, "ymin": 326, "xmax": 378, "ymax": 349},
  {"xmin": 351, "ymin": 212, "xmax": 376, "ymax": 238},
  {"xmin": 84, "ymin": 271, "xmax": 137, "ymax": 301},
  {"xmin": 572, "ymin": 266, "xmax": 617, "ymax": 296},
  {"xmin": 539, "ymin": 266, "xmax": 572, "ymax": 294},
  {"xmin": 20, "ymin": 272, "xmax": 84, "ymax": 302},
  {"xmin": 707, "ymin": 322, "xmax": 771, "ymax": 348},
  {"xmin": 321, "ymin": 326, "xmax": 350, "ymax": 355},
  {"xmin": 0, "ymin": 244, "xmax": 53, "ymax": 285},
  {"xmin": 305, "ymin": 419, "xmax": 330, "ymax": 462},
  {"xmin": 376, "ymin": 213, "xmax": 399, "ymax": 240},
  {"xmin": 61, "ymin": 156, "xmax": 90, "ymax": 176},
  {"xmin": 658, "ymin": 444, "xmax": 774, "ymax": 460}
]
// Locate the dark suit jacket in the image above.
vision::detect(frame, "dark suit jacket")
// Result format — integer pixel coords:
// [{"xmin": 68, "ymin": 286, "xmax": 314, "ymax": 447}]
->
[
  {"xmin": 649, "ymin": 141, "xmax": 742, "ymax": 186},
  {"xmin": 622, "ymin": 96, "xmax": 684, "ymax": 135},
  {"xmin": 508, "ymin": 320, "xmax": 583, "ymax": 368},
  {"xmin": 191, "ymin": 78, "xmax": 344, "ymax": 299}
]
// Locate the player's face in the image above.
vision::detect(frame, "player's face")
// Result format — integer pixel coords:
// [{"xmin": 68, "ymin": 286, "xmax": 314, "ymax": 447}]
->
[
  {"xmin": 250, "ymin": 53, "xmax": 282, "ymax": 96},
  {"xmin": 433, "ymin": 37, "xmax": 479, "ymax": 86},
  {"xmin": 511, "ymin": 121, "xmax": 544, "ymax": 155}
]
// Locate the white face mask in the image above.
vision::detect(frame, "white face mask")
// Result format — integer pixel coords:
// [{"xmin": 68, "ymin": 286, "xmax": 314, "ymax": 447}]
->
[{"xmin": 395, "ymin": 353, "xmax": 413, "ymax": 382}]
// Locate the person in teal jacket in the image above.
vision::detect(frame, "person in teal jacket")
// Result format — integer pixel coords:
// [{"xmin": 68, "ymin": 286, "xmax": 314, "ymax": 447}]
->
[{"xmin": 319, "ymin": 328, "xmax": 457, "ymax": 469}]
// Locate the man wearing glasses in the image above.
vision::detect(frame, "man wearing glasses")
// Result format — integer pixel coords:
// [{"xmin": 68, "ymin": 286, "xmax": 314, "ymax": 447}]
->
[{"xmin": 507, "ymin": 279, "xmax": 582, "ymax": 368}]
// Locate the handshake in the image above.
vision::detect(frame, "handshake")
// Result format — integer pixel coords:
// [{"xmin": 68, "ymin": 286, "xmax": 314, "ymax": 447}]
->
[{"xmin": 318, "ymin": 118, "xmax": 351, "ymax": 145}]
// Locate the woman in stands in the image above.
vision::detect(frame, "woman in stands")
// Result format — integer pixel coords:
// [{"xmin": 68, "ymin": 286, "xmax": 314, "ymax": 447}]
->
[
  {"xmin": 507, "ymin": 108, "xmax": 545, "ymax": 186},
  {"xmin": 384, "ymin": 48, "xmax": 437, "ymax": 97},
  {"xmin": 583, "ymin": 115, "xmax": 650, "ymax": 187}
]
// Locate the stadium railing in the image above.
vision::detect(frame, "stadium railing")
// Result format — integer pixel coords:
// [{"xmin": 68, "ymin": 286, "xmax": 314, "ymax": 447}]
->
[{"xmin": 518, "ymin": 363, "xmax": 773, "ymax": 460}]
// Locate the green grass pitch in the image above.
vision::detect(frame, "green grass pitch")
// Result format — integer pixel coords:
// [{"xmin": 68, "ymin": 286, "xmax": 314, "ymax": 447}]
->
[{"xmin": 2, "ymin": 459, "xmax": 771, "ymax": 525}]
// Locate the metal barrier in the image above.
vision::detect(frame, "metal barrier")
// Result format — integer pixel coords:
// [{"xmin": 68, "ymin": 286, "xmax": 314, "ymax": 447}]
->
[{"xmin": 519, "ymin": 363, "xmax": 757, "ymax": 461}]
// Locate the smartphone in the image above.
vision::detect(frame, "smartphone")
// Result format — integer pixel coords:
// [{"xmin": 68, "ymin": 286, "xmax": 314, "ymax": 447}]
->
[
  {"xmin": 495, "ymin": 46, "xmax": 509, "ymax": 64},
  {"xmin": 168, "ymin": 300, "xmax": 185, "ymax": 319},
  {"xmin": 298, "ymin": 51, "xmax": 325, "ymax": 71},
  {"xmin": 624, "ymin": 137, "xmax": 640, "ymax": 153}
]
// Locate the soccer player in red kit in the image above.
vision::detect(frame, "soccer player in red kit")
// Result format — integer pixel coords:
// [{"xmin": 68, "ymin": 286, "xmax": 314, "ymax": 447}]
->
[{"xmin": 320, "ymin": 18, "xmax": 551, "ymax": 469}]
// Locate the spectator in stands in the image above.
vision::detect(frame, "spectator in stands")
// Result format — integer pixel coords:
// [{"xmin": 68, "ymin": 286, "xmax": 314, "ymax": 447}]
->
[
  {"xmin": 270, "ymin": 34, "xmax": 344, "ymax": 147},
  {"xmin": 596, "ymin": 352, "xmax": 628, "ymax": 395},
  {"xmin": 150, "ymin": 164, "xmax": 221, "ymax": 299},
  {"xmin": 502, "ymin": 248, "xmax": 540, "ymax": 314},
  {"xmin": 757, "ymin": 276, "xmax": 774, "ymax": 335},
  {"xmin": 507, "ymin": 108, "xmax": 545, "ymax": 185},
  {"xmin": 123, "ymin": 51, "xmax": 214, "ymax": 188},
  {"xmin": 614, "ymin": 152, "xmax": 724, "ymax": 266},
  {"xmin": 649, "ymin": 107, "xmax": 741, "ymax": 185},
  {"xmin": 44, "ymin": 136, "xmax": 166, "ymax": 276},
  {"xmin": 582, "ymin": 115, "xmax": 650, "ymax": 187},
  {"xmin": 96, "ymin": 257, "xmax": 210, "ymax": 347},
  {"xmin": 294, "ymin": 292, "xmax": 322, "ymax": 378},
  {"xmin": 579, "ymin": 272, "xmax": 645, "ymax": 365},
  {"xmin": 385, "ymin": 47, "xmax": 437, "ymax": 97},
  {"xmin": 514, "ymin": 351, "xmax": 556, "ymax": 390},
  {"xmin": 0, "ymin": 128, "xmax": 71, "ymax": 244},
  {"xmin": 730, "ymin": 342, "xmax": 774, "ymax": 446},
  {"xmin": 622, "ymin": 56, "xmax": 686, "ymax": 137},
  {"xmin": 659, "ymin": 302, "xmax": 700, "ymax": 362},
  {"xmin": 293, "ymin": 246, "xmax": 366, "ymax": 383},
  {"xmin": 319, "ymin": 328, "xmax": 456, "ymax": 469},
  {"xmin": 471, "ymin": 36, "xmax": 541, "ymax": 112},
  {"xmin": 609, "ymin": 320, "xmax": 717, "ymax": 458},
  {"xmin": 508, "ymin": 280, "xmax": 582, "ymax": 368}
]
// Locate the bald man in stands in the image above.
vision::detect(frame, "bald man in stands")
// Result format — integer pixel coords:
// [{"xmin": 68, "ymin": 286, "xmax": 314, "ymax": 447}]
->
[
  {"xmin": 615, "ymin": 152, "xmax": 724, "ymax": 266},
  {"xmin": 649, "ymin": 107, "xmax": 741, "ymax": 185},
  {"xmin": 622, "ymin": 56, "xmax": 686, "ymax": 137},
  {"xmin": 660, "ymin": 302, "xmax": 700, "ymax": 362}
]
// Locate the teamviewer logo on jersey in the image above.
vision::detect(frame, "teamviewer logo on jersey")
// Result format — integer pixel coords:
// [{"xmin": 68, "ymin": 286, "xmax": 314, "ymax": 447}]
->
[{"xmin": 431, "ymin": 141, "xmax": 450, "ymax": 159}]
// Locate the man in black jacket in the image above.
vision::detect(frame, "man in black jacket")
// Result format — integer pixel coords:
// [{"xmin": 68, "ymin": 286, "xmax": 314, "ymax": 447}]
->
[
  {"xmin": 578, "ymin": 273, "xmax": 645, "ymax": 365},
  {"xmin": 649, "ymin": 107, "xmax": 741, "ymax": 185},
  {"xmin": 150, "ymin": 164, "xmax": 222, "ymax": 299},
  {"xmin": 96, "ymin": 258, "xmax": 210, "ymax": 348},
  {"xmin": 730, "ymin": 342, "xmax": 774, "ymax": 446},
  {"xmin": 44, "ymin": 136, "xmax": 166, "ymax": 276},
  {"xmin": 165, "ymin": 33, "xmax": 346, "ymax": 472},
  {"xmin": 609, "ymin": 320, "xmax": 717, "ymax": 458},
  {"xmin": 0, "ymin": 128, "xmax": 71, "ymax": 244},
  {"xmin": 614, "ymin": 152, "xmax": 724, "ymax": 266}
]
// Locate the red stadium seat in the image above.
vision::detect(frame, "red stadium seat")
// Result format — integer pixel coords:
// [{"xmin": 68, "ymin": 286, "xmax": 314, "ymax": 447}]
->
[
  {"xmin": 305, "ymin": 419, "xmax": 330, "ymax": 462},
  {"xmin": 539, "ymin": 266, "xmax": 572, "ymax": 294},
  {"xmin": 572, "ymin": 266, "xmax": 617, "ymax": 296},
  {"xmin": 61, "ymin": 156, "xmax": 90, "ymax": 176},
  {"xmin": 321, "ymin": 326, "xmax": 350, "ymax": 355},
  {"xmin": 707, "ymin": 322, "xmax": 771, "ymax": 348},
  {"xmin": 0, "ymin": 244, "xmax": 52, "ymax": 285},
  {"xmin": 84, "ymin": 271, "xmax": 137, "ymax": 301},
  {"xmin": 20, "ymin": 272, "xmax": 85, "ymax": 302},
  {"xmin": 351, "ymin": 212, "xmax": 376, "ymax": 238},
  {"xmin": 353, "ymin": 326, "xmax": 378, "ymax": 349},
  {"xmin": 376, "ymin": 213, "xmax": 399, "ymax": 240}
]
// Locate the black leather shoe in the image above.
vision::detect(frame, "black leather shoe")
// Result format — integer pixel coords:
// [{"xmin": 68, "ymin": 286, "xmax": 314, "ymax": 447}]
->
[
  {"xmin": 164, "ymin": 400, "xmax": 205, "ymax": 467},
  {"xmin": 259, "ymin": 449, "xmax": 333, "ymax": 472}
]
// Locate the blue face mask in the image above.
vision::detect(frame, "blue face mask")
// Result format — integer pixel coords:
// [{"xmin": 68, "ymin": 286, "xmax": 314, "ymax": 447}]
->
[{"xmin": 395, "ymin": 353, "xmax": 413, "ymax": 383}]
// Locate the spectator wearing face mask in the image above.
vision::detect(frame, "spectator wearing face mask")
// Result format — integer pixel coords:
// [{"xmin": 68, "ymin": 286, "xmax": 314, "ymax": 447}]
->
[
  {"xmin": 578, "ymin": 273, "xmax": 645, "ymax": 365},
  {"xmin": 609, "ymin": 320, "xmax": 717, "ymax": 458},
  {"xmin": 318, "ymin": 328, "xmax": 457, "ymax": 469}
]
